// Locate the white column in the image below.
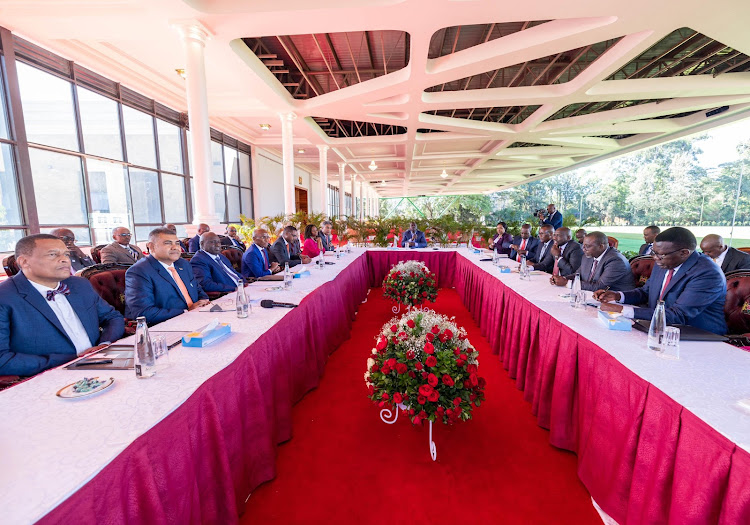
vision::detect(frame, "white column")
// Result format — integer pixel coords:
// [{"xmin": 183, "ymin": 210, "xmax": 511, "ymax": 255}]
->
[
  {"xmin": 337, "ymin": 162, "xmax": 346, "ymax": 219},
  {"xmin": 350, "ymin": 174, "xmax": 357, "ymax": 218},
  {"xmin": 359, "ymin": 180, "xmax": 365, "ymax": 219},
  {"xmin": 174, "ymin": 21, "xmax": 217, "ymax": 225},
  {"xmin": 280, "ymin": 112, "xmax": 297, "ymax": 216},
  {"xmin": 317, "ymin": 145, "xmax": 329, "ymax": 216}
]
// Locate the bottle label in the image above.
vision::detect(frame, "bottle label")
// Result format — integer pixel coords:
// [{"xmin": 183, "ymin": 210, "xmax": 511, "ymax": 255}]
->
[{"xmin": 135, "ymin": 364, "xmax": 142, "ymax": 377}]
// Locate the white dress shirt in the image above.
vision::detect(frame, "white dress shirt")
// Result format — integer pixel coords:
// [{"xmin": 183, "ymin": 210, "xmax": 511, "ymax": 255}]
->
[
  {"xmin": 157, "ymin": 260, "xmax": 180, "ymax": 285},
  {"xmin": 713, "ymin": 247, "xmax": 728, "ymax": 268},
  {"xmin": 617, "ymin": 262, "xmax": 684, "ymax": 319},
  {"xmin": 202, "ymin": 250, "xmax": 241, "ymax": 282},
  {"xmin": 28, "ymin": 279, "xmax": 92, "ymax": 355}
]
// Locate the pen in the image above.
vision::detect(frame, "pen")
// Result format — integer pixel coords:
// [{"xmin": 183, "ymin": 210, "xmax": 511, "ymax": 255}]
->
[{"xmin": 74, "ymin": 360, "xmax": 114, "ymax": 367}]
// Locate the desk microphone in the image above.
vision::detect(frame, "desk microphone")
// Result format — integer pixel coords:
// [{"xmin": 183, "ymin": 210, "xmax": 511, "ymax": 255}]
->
[{"xmin": 260, "ymin": 299, "xmax": 298, "ymax": 309}]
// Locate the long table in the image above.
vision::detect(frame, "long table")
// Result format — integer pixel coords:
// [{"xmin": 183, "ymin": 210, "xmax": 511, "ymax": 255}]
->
[{"xmin": 2, "ymin": 248, "xmax": 749, "ymax": 524}]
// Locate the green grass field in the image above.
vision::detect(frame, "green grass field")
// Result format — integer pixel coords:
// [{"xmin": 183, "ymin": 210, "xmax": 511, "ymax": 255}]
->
[{"xmin": 600, "ymin": 232, "xmax": 750, "ymax": 255}]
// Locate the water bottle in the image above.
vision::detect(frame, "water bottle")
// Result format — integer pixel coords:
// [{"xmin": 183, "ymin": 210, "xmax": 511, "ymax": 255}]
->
[
  {"xmin": 647, "ymin": 300, "xmax": 667, "ymax": 352},
  {"xmin": 570, "ymin": 273, "xmax": 581, "ymax": 306},
  {"xmin": 317, "ymin": 254, "xmax": 324, "ymax": 270},
  {"xmin": 335, "ymin": 246, "xmax": 341, "ymax": 259},
  {"xmin": 284, "ymin": 262, "xmax": 292, "ymax": 289},
  {"xmin": 492, "ymin": 251, "xmax": 499, "ymax": 266},
  {"xmin": 519, "ymin": 256, "xmax": 528, "ymax": 279},
  {"xmin": 236, "ymin": 279, "xmax": 248, "ymax": 318},
  {"xmin": 134, "ymin": 316, "xmax": 155, "ymax": 378}
]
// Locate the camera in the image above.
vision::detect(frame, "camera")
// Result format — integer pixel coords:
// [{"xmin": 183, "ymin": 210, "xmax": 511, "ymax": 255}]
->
[{"xmin": 534, "ymin": 209, "xmax": 546, "ymax": 217}]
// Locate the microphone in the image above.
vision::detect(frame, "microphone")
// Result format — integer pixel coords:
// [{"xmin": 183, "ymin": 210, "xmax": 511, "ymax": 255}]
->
[{"xmin": 260, "ymin": 299, "xmax": 298, "ymax": 309}]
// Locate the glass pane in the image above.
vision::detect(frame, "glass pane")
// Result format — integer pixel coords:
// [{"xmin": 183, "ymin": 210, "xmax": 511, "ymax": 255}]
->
[
  {"xmin": 240, "ymin": 188, "xmax": 252, "ymax": 218},
  {"xmin": 189, "ymin": 177, "xmax": 196, "ymax": 217},
  {"xmin": 134, "ymin": 225, "xmax": 155, "ymax": 243},
  {"xmin": 40, "ymin": 226, "xmax": 91, "ymax": 245},
  {"xmin": 129, "ymin": 168, "xmax": 162, "ymax": 223},
  {"xmin": 122, "ymin": 105, "xmax": 157, "ymax": 168},
  {"xmin": 162, "ymin": 173, "xmax": 187, "ymax": 223},
  {"xmin": 213, "ymin": 183, "xmax": 226, "ymax": 222},
  {"xmin": 224, "ymin": 146, "xmax": 238, "ymax": 185},
  {"xmin": 86, "ymin": 159, "xmax": 131, "ymax": 244},
  {"xmin": 157, "ymin": 119, "xmax": 183, "ymax": 174},
  {"xmin": 0, "ymin": 229, "xmax": 24, "ymax": 254},
  {"xmin": 77, "ymin": 87, "xmax": 122, "ymax": 161},
  {"xmin": 0, "ymin": 144, "xmax": 21, "ymax": 225},
  {"xmin": 29, "ymin": 148, "xmax": 86, "ymax": 225},
  {"xmin": 226, "ymin": 185, "xmax": 240, "ymax": 222},
  {"xmin": 186, "ymin": 129, "xmax": 193, "ymax": 175},
  {"xmin": 173, "ymin": 224, "xmax": 188, "ymax": 237},
  {"xmin": 0, "ymin": 72, "xmax": 10, "ymax": 140},
  {"xmin": 239, "ymin": 151, "xmax": 250, "ymax": 187},
  {"xmin": 211, "ymin": 141, "xmax": 224, "ymax": 182},
  {"xmin": 17, "ymin": 63, "xmax": 79, "ymax": 151}
]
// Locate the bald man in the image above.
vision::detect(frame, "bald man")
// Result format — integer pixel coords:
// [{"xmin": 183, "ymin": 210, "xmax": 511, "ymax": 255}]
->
[
  {"xmin": 100, "ymin": 227, "xmax": 144, "ymax": 264},
  {"xmin": 50, "ymin": 228, "xmax": 95, "ymax": 273},
  {"xmin": 188, "ymin": 223, "xmax": 210, "ymax": 252},
  {"xmin": 241, "ymin": 228, "xmax": 280, "ymax": 278},
  {"xmin": 700, "ymin": 234, "xmax": 750, "ymax": 275}
]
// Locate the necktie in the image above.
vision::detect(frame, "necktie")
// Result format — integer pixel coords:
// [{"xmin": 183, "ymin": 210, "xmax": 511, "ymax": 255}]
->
[
  {"xmin": 589, "ymin": 259, "xmax": 599, "ymax": 282},
  {"xmin": 646, "ymin": 244, "xmax": 652, "ymax": 255},
  {"xmin": 128, "ymin": 246, "xmax": 137, "ymax": 260},
  {"xmin": 553, "ymin": 256, "xmax": 560, "ymax": 276},
  {"xmin": 539, "ymin": 242, "xmax": 548, "ymax": 261},
  {"xmin": 659, "ymin": 269, "xmax": 674, "ymax": 300},
  {"xmin": 168, "ymin": 267, "xmax": 194, "ymax": 308},
  {"xmin": 286, "ymin": 242, "xmax": 290, "ymax": 257},
  {"xmin": 261, "ymin": 248, "xmax": 268, "ymax": 270},
  {"xmin": 214, "ymin": 255, "xmax": 239, "ymax": 282},
  {"xmin": 517, "ymin": 238, "xmax": 527, "ymax": 262},
  {"xmin": 46, "ymin": 283, "xmax": 70, "ymax": 301}
]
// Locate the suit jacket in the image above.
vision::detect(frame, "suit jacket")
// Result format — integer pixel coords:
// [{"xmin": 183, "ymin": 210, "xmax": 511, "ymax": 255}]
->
[
  {"xmin": 242, "ymin": 243, "xmax": 274, "ymax": 278},
  {"xmin": 721, "ymin": 247, "xmax": 750, "ymax": 274},
  {"xmin": 190, "ymin": 250, "xmax": 242, "ymax": 293},
  {"xmin": 509, "ymin": 236, "xmax": 540, "ymax": 262},
  {"xmin": 188, "ymin": 235, "xmax": 201, "ymax": 253},
  {"xmin": 319, "ymin": 233, "xmax": 333, "ymax": 252},
  {"xmin": 221, "ymin": 236, "xmax": 246, "ymax": 252},
  {"xmin": 491, "ymin": 232, "xmax": 513, "ymax": 255},
  {"xmin": 125, "ymin": 255, "xmax": 208, "ymax": 325},
  {"xmin": 639, "ymin": 243, "xmax": 653, "ymax": 256},
  {"xmin": 555, "ymin": 242, "xmax": 583, "ymax": 276},
  {"xmin": 269, "ymin": 237, "xmax": 302, "ymax": 268},
  {"xmin": 621, "ymin": 251, "xmax": 727, "ymax": 334},
  {"xmin": 402, "ymin": 229, "xmax": 427, "ymax": 248},
  {"xmin": 532, "ymin": 240, "xmax": 555, "ymax": 272},
  {"xmin": 568, "ymin": 248, "xmax": 634, "ymax": 292},
  {"xmin": 100, "ymin": 242, "xmax": 143, "ymax": 264},
  {"xmin": 542, "ymin": 210, "xmax": 563, "ymax": 230},
  {"xmin": 70, "ymin": 252, "xmax": 95, "ymax": 272},
  {"xmin": 0, "ymin": 273, "xmax": 124, "ymax": 376}
]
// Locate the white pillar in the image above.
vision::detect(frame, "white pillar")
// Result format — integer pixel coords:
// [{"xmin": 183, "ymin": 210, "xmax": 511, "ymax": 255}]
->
[
  {"xmin": 350, "ymin": 174, "xmax": 357, "ymax": 218},
  {"xmin": 280, "ymin": 112, "xmax": 297, "ymax": 216},
  {"xmin": 359, "ymin": 180, "xmax": 365, "ymax": 219},
  {"xmin": 337, "ymin": 162, "xmax": 346, "ymax": 219},
  {"xmin": 317, "ymin": 145, "xmax": 329, "ymax": 216},
  {"xmin": 174, "ymin": 21, "xmax": 217, "ymax": 225}
]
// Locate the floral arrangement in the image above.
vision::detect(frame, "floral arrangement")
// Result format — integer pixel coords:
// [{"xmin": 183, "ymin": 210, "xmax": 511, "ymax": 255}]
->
[
  {"xmin": 365, "ymin": 310, "xmax": 486, "ymax": 425},
  {"xmin": 382, "ymin": 260, "xmax": 438, "ymax": 306}
]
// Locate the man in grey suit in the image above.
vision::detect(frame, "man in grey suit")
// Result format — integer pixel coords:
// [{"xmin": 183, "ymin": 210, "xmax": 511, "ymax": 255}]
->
[
  {"xmin": 100, "ymin": 227, "xmax": 144, "ymax": 264},
  {"xmin": 531, "ymin": 226, "xmax": 582, "ymax": 275},
  {"xmin": 551, "ymin": 231, "xmax": 634, "ymax": 291},
  {"xmin": 700, "ymin": 234, "xmax": 750, "ymax": 275},
  {"xmin": 528, "ymin": 225, "xmax": 555, "ymax": 271}
]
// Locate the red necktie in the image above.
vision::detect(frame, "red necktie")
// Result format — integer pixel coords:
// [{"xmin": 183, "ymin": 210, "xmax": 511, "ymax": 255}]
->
[
  {"xmin": 262, "ymin": 248, "xmax": 268, "ymax": 270},
  {"xmin": 553, "ymin": 256, "xmax": 560, "ymax": 276},
  {"xmin": 517, "ymin": 239, "xmax": 527, "ymax": 262},
  {"xmin": 659, "ymin": 269, "xmax": 674, "ymax": 300}
]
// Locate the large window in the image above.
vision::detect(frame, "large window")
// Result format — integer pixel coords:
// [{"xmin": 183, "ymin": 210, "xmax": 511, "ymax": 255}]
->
[
  {"xmin": 86, "ymin": 159, "xmax": 131, "ymax": 244},
  {"xmin": 77, "ymin": 87, "xmax": 123, "ymax": 161},
  {"xmin": 327, "ymin": 183, "xmax": 339, "ymax": 218},
  {"xmin": 29, "ymin": 149, "xmax": 87, "ymax": 226},
  {"xmin": 122, "ymin": 105, "xmax": 157, "ymax": 169}
]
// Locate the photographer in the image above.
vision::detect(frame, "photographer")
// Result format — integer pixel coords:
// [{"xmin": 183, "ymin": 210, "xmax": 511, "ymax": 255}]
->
[{"xmin": 537, "ymin": 203, "xmax": 563, "ymax": 230}]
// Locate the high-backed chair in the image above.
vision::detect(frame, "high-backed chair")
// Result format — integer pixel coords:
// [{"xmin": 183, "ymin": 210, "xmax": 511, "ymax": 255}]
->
[
  {"xmin": 90, "ymin": 244, "xmax": 106, "ymax": 264},
  {"xmin": 2, "ymin": 255, "xmax": 19, "ymax": 276},
  {"xmin": 86, "ymin": 268, "xmax": 129, "ymax": 316},
  {"xmin": 179, "ymin": 252, "xmax": 194, "ymax": 261},
  {"xmin": 737, "ymin": 247, "xmax": 750, "ymax": 254},
  {"xmin": 607, "ymin": 236, "xmax": 619, "ymax": 249},
  {"xmin": 630, "ymin": 255, "xmax": 655, "ymax": 288},
  {"xmin": 724, "ymin": 271, "xmax": 750, "ymax": 335},
  {"xmin": 221, "ymin": 248, "xmax": 243, "ymax": 273}
]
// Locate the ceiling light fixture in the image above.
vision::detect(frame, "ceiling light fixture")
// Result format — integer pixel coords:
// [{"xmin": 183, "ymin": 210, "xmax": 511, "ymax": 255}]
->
[
  {"xmin": 440, "ymin": 169, "xmax": 448, "ymax": 179},
  {"xmin": 297, "ymin": 149, "xmax": 305, "ymax": 154},
  {"xmin": 369, "ymin": 160, "xmax": 378, "ymax": 171},
  {"xmin": 380, "ymin": 180, "xmax": 387, "ymax": 186},
  {"xmin": 259, "ymin": 123, "xmax": 271, "ymax": 131},
  {"xmin": 175, "ymin": 68, "xmax": 186, "ymax": 80}
]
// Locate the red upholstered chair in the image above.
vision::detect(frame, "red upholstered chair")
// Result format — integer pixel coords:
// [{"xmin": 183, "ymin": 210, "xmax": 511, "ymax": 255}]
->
[
  {"xmin": 737, "ymin": 247, "xmax": 750, "ymax": 254},
  {"xmin": 607, "ymin": 236, "xmax": 619, "ymax": 249},
  {"xmin": 90, "ymin": 244, "xmax": 106, "ymax": 264},
  {"xmin": 179, "ymin": 252, "xmax": 194, "ymax": 261},
  {"xmin": 82, "ymin": 265, "xmax": 136, "ymax": 334},
  {"xmin": 221, "ymin": 248, "xmax": 243, "ymax": 273},
  {"xmin": 3, "ymin": 255, "xmax": 19, "ymax": 276},
  {"xmin": 630, "ymin": 255, "xmax": 655, "ymax": 288},
  {"xmin": 724, "ymin": 271, "xmax": 750, "ymax": 335}
]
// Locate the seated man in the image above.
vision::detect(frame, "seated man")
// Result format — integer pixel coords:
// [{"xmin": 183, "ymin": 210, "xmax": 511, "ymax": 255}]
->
[
  {"xmin": 270, "ymin": 225, "xmax": 311, "ymax": 268},
  {"xmin": 125, "ymin": 227, "xmax": 209, "ymax": 325},
  {"xmin": 0, "ymin": 234, "xmax": 124, "ymax": 376},
  {"xmin": 319, "ymin": 220, "xmax": 334, "ymax": 251},
  {"xmin": 51, "ymin": 228, "xmax": 95, "ymax": 273},
  {"xmin": 575, "ymin": 229, "xmax": 587, "ymax": 245},
  {"xmin": 530, "ymin": 226, "xmax": 582, "ymax": 275},
  {"xmin": 550, "ymin": 231, "xmax": 634, "ymax": 291},
  {"xmin": 222, "ymin": 226, "xmax": 246, "ymax": 251},
  {"xmin": 242, "ymin": 228, "xmax": 280, "ymax": 278},
  {"xmin": 528, "ymin": 224, "xmax": 555, "ymax": 270},
  {"xmin": 639, "ymin": 225, "xmax": 660, "ymax": 256},
  {"xmin": 188, "ymin": 223, "xmax": 210, "ymax": 253},
  {"xmin": 700, "ymin": 234, "xmax": 750, "ymax": 275},
  {"xmin": 401, "ymin": 222, "xmax": 427, "ymax": 248},
  {"xmin": 165, "ymin": 224, "xmax": 187, "ymax": 252},
  {"xmin": 100, "ymin": 227, "xmax": 144, "ymax": 264},
  {"xmin": 595, "ymin": 227, "xmax": 727, "ymax": 335},
  {"xmin": 509, "ymin": 223, "xmax": 540, "ymax": 262},
  {"xmin": 190, "ymin": 232, "xmax": 244, "ymax": 293}
]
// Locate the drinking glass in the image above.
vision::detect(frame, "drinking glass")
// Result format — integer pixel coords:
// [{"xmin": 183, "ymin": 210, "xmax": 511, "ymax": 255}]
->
[
  {"xmin": 574, "ymin": 291, "xmax": 587, "ymax": 309},
  {"xmin": 151, "ymin": 335, "xmax": 170, "ymax": 370},
  {"xmin": 661, "ymin": 326, "xmax": 680, "ymax": 360}
]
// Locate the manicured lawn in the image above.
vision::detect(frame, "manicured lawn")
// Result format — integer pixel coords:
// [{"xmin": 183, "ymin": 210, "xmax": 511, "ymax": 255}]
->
[{"xmin": 600, "ymin": 232, "xmax": 750, "ymax": 255}]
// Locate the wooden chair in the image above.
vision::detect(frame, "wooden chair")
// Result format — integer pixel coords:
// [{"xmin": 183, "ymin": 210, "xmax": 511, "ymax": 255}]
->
[
  {"xmin": 607, "ymin": 236, "xmax": 619, "ymax": 249},
  {"xmin": 724, "ymin": 271, "xmax": 750, "ymax": 335},
  {"xmin": 629, "ymin": 255, "xmax": 655, "ymax": 288},
  {"xmin": 221, "ymin": 248, "xmax": 243, "ymax": 273},
  {"xmin": 737, "ymin": 247, "xmax": 750, "ymax": 254},
  {"xmin": 83, "ymin": 264, "xmax": 138, "ymax": 335},
  {"xmin": 89, "ymin": 244, "xmax": 107, "ymax": 264},
  {"xmin": 2, "ymin": 255, "xmax": 19, "ymax": 276}
]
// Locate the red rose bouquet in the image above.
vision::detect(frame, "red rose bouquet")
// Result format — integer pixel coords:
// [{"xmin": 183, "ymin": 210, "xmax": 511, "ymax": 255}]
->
[
  {"xmin": 382, "ymin": 260, "xmax": 438, "ymax": 307},
  {"xmin": 365, "ymin": 310, "xmax": 486, "ymax": 425}
]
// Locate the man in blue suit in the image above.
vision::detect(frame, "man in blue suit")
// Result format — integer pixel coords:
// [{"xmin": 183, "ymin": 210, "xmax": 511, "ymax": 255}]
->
[
  {"xmin": 595, "ymin": 227, "xmax": 727, "ymax": 335},
  {"xmin": 0, "ymin": 234, "xmax": 125, "ymax": 377},
  {"xmin": 401, "ymin": 222, "xmax": 427, "ymax": 248},
  {"xmin": 538, "ymin": 203, "xmax": 563, "ymax": 230},
  {"xmin": 126, "ymin": 227, "xmax": 209, "ymax": 325},
  {"xmin": 509, "ymin": 223, "xmax": 540, "ymax": 262},
  {"xmin": 188, "ymin": 223, "xmax": 210, "ymax": 253},
  {"xmin": 242, "ymin": 228, "xmax": 280, "ymax": 278},
  {"xmin": 190, "ymin": 232, "xmax": 243, "ymax": 293}
]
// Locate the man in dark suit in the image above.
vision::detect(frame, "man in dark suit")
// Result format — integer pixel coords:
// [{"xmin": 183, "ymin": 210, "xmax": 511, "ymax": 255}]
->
[
  {"xmin": 50, "ymin": 228, "xmax": 95, "ymax": 273},
  {"xmin": 190, "ymin": 232, "xmax": 243, "ymax": 293},
  {"xmin": 242, "ymin": 228, "xmax": 280, "ymax": 278},
  {"xmin": 638, "ymin": 225, "xmax": 660, "ymax": 256},
  {"xmin": 551, "ymin": 231, "xmax": 634, "ymax": 291},
  {"xmin": 528, "ymin": 224, "xmax": 555, "ymax": 271},
  {"xmin": 530, "ymin": 226, "xmax": 582, "ymax": 275},
  {"xmin": 269, "ymin": 225, "xmax": 310, "ymax": 268},
  {"xmin": 538, "ymin": 203, "xmax": 563, "ymax": 230},
  {"xmin": 575, "ymin": 229, "xmax": 587, "ymax": 245},
  {"xmin": 0, "ymin": 234, "xmax": 124, "ymax": 376},
  {"xmin": 188, "ymin": 223, "xmax": 210, "ymax": 253},
  {"xmin": 596, "ymin": 227, "xmax": 727, "ymax": 335},
  {"xmin": 700, "ymin": 234, "xmax": 750, "ymax": 275},
  {"xmin": 100, "ymin": 227, "xmax": 144, "ymax": 264},
  {"xmin": 509, "ymin": 223, "xmax": 540, "ymax": 262},
  {"xmin": 402, "ymin": 222, "xmax": 427, "ymax": 248},
  {"xmin": 125, "ymin": 227, "xmax": 209, "ymax": 325},
  {"xmin": 221, "ymin": 226, "xmax": 246, "ymax": 252},
  {"xmin": 319, "ymin": 220, "xmax": 334, "ymax": 251},
  {"xmin": 165, "ymin": 224, "xmax": 188, "ymax": 252}
]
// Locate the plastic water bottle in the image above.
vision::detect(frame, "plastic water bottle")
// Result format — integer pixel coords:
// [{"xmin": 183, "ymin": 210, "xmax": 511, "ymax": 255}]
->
[
  {"xmin": 570, "ymin": 273, "xmax": 581, "ymax": 306},
  {"xmin": 236, "ymin": 279, "xmax": 248, "ymax": 318},
  {"xmin": 648, "ymin": 300, "xmax": 667, "ymax": 352},
  {"xmin": 317, "ymin": 254, "xmax": 324, "ymax": 270},
  {"xmin": 284, "ymin": 262, "xmax": 292, "ymax": 289},
  {"xmin": 519, "ymin": 256, "xmax": 528, "ymax": 279},
  {"xmin": 134, "ymin": 316, "xmax": 155, "ymax": 378},
  {"xmin": 335, "ymin": 246, "xmax": 341, "ymax": 259}
]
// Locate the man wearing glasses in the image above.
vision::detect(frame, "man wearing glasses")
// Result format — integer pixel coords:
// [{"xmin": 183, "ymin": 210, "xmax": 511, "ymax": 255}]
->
[
  {"xmin": 50, "ymin": 228, "xmax": 95, "ymax": 273},
  {"xmin": 100, "ymin": 227, "xmax": 144, "ymax": 264},
  {"xmin": 595, "ymin": 227, "xmax": 727, "ymax": 335}
]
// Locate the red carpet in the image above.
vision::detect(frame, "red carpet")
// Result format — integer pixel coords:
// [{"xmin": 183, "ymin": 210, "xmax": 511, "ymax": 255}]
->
[{"xmin": 241, "ymin": 289, "xmax": 600, "ymax": 524}]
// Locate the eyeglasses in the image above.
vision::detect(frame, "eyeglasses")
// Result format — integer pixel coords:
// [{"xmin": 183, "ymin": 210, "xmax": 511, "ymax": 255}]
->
[
  {"xmin": 58, "ymin": 236, "xmax": 74, "ymax": 242},
  {"xmin": 652, "ymin": 248, "xmax": 683, "ymax": 260},
  {"xmin": 115, "ymin": 233, "xmax": 132, "ymax": 237}
]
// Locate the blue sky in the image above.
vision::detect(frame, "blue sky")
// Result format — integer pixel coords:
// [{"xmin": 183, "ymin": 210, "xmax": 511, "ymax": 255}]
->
[{"xmin": 694, "ymin": 117, "xmax": 750, "ymax": 169}]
